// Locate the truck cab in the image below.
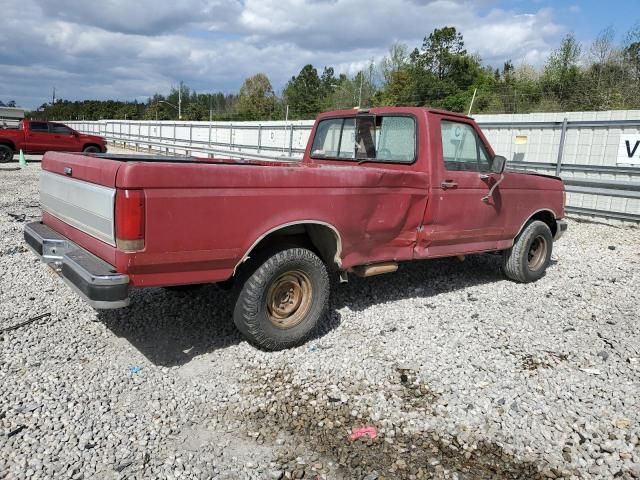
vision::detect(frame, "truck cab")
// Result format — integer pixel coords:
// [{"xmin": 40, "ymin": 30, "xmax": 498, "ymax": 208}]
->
[{"xmin": 306, "ymin": 107, "xmax": 565, "ymax": 261}]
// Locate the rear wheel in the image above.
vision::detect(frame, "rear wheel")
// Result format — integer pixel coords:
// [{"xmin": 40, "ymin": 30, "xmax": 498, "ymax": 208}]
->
[
  {"xmin": 502, "ymin": 220, "xmax": 553, "ymax": 283},
  {"xmin": 83, "ymin": 145, "xmax": 100, "ymax": 153},
  {"xmin": 0, "ymin": 145, "xmax": 14, "ymax": 163},
  {"xmin": 233, "ymin": 247, "xmax": 329, "ymax": 350}
]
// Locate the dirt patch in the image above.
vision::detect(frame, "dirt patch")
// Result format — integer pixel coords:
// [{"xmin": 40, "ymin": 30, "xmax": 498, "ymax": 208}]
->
[
  {"xmin": 238, "ymin": 365, "xmax": 546, "ymax": 479},
  {"xmin": 521, "ymin": 350, "xmax": 569, "ymax": 371}
]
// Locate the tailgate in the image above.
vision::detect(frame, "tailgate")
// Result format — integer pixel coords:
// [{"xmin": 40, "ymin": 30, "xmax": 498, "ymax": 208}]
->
[{"xmin": 40, "ymin": 152, "xmax": 123, "ymax": 246}]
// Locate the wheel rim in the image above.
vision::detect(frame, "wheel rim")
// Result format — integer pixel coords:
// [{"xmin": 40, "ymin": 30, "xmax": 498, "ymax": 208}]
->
[
  {"xmin": 527, "ymin": 235, "xmax": 548, "ymax": 271},
  {"xmin": 266, "ymin": 270, "xmax": 313, "ymax": 329},
  {"xmin": 0, "ymin": 149, "xmax": 11, "ymax": 162}
]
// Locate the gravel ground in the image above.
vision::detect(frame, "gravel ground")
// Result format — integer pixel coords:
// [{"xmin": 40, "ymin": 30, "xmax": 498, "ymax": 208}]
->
[{"xmin": 1, "ymin": 163, "xmax": 639, "ymax": 480}]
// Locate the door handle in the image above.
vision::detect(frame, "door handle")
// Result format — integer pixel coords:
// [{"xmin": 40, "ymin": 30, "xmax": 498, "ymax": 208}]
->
[
  {"xmin": 479, "ymin": 174, "xmax": 491, "ymax": 181},
  {"xmin": 441, "ymin": 180, "xmax": 458, "ymax": 189}
]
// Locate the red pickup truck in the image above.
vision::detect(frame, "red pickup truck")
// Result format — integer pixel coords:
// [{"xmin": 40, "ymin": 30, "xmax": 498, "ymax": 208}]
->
[
  {"xmin": 24, "ymin": 107, "xmax": 567, "ymax": 350},
  {"xmin": 0, "ymin": 119, "xmax": 107, "ymax": 162}
]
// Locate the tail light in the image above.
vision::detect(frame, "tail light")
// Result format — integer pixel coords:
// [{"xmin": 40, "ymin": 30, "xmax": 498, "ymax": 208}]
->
[{"xmin": 115, "ymin": 189, "xmax": 145, "ymax": 251}]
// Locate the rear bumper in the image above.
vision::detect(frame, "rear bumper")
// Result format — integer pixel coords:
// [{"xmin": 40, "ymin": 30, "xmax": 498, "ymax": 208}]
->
[
  {"xmin": 24, "ymin": 221, "xmax": 129, "ymax": 309},
  {"xmin": 554, "ymin": 219, "xmax": 568, "ymax": 241}
]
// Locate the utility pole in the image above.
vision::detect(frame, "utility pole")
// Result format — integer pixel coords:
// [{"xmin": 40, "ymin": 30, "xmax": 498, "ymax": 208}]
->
[
  {"xmin": 357, "ymin": 72, "xmax": 364, "ymax": 108},
  {"xmin": 178, "ymin": 81, "xmax": 182, "ymax": 120},
  {"xmin": 209, "ymin": 94, "xmax": 213, "ymax": 122},
  {"xmin": 467, "ymin": 88, "xmax": 477, "ymax": 116}
]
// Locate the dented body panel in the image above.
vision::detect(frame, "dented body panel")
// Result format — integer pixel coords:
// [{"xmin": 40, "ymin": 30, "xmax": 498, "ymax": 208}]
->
[{"xmin": 35, "ymin": 107, "xmax": 565, "ymax": 289}]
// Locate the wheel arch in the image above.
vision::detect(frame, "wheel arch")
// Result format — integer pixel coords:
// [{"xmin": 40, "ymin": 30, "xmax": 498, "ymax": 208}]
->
[
  {"xmin": 515, "ymin": 209, "xmax": 558, "ymax": 239},
  {"xmin": 82, "ymin": 143, "xmax": 102, "ymax": 152},
  {"xmin": 0, "ymin": 140, "xmax": 16, "ymax": 151},
  {"xmin": 234, "ymin": 220, "xmax": 343, "ymax": 274}
]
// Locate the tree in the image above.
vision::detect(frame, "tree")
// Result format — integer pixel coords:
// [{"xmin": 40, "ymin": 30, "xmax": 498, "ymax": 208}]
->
[
  {"xmin": 541, "ymin": 34, "xmax": 583, "ymax": 110},
  {"xmin": 320, "ymin": 67, "xmax": 337, "ymax": 95},
  {"xmin": 623, "ymin": 24, "xmax": 640, "ymax": 86},
  {"xmin": 236, "ymin": 73, "xmax": 276, "ymax": 120},
  {"xmin": 420, "ymin": 26, "xmax": 467, "ymax": 80},
  {"xmin": 283, "ymin": 65, "xmax": 323, "ymax": 119},
  {"xmin": 373, "ymin": 69, "xmax": 415, "ymax": 106},
  {"xmin": 384, "ymin": 27, "xmax": 486, "ymax": 111},
  {"xmin": 380, "ymin": 43, "xmax": 409, "ymax": 85}
]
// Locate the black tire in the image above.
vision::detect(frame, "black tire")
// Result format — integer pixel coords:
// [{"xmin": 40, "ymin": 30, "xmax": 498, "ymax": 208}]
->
[
  {"xmin": 233, "ymin": 247, "xmax": 329, "ymax": 351},
  {"xmin": 83, "ymin": 145, "xmax": 100, "ymax": 153},
  {"xmin": 0, "ymin": 145, "xmax": 14, "ymax": 163},
  {"xmin": 502, "ymin": 220, "xmax": 553, "ymax": 283}
]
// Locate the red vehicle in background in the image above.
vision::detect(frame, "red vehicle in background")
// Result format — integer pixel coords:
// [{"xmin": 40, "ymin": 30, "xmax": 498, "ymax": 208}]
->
[
  {"xmin": 0, "ymin": 119, "xmax": 107, "ymax": 162},
  {"xmin": 24, "ymin": 107, "xmax": 567, "ymax": 350}
]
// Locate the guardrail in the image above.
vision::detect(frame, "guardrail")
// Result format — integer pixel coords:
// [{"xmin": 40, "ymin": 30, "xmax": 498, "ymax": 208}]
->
[{"xmin": 65, "ymin": 113, "xmax": 640, "ymax": 223}]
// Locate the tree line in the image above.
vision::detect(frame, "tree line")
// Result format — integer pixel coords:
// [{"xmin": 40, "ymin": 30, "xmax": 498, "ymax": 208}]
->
[{"xmin": 30, "ymin": 24, "xmax": 640, "ymax": 121}]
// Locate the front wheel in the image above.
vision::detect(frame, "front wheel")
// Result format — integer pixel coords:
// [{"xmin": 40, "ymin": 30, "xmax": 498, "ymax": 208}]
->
[
  {"xmin": 233, "ymin": 248, "xmax": 329, "ymax": 351},
  {"xmin": 502, "ymin": 220, "xmax": 553, "ymax": 283},
  {"xmin": 83, "ymin": 145, "xmax": 101, "ymax": 153},
  {"xmin": 0, "ymin": 145, "xmax": 14, "ymax": 163}
]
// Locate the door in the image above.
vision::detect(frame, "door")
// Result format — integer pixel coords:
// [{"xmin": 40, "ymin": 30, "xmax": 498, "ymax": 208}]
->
[
  {"xmin": 23, "ymin": 121, "xmax": 51, "ymax": 153},
  {"xmin": 309, "ymin": 114, "xmax": 429, "ymax": 266},
  {"xmin": 49, "ymin": 123, "xmax": 81, "ymax": 151},
  {"xmin": 424, "ymin": 118, "xmax": 504, "ymax": 256}
]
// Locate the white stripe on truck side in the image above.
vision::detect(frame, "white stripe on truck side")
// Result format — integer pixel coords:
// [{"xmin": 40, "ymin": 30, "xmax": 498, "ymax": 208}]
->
[{"xmin": 39, "ymin": 171, "xmax": 116, "ymax": 246}]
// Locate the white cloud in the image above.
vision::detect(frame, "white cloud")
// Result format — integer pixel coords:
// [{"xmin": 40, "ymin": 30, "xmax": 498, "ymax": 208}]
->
[{"xmin": 0, "ymin": 0, "xmax": 565, "ymax": 109}]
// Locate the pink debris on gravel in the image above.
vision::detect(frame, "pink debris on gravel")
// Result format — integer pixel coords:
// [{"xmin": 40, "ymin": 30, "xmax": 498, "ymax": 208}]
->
[{"xmin": 350, "ymin": 426, "xmax": 378, "ymax": 441}]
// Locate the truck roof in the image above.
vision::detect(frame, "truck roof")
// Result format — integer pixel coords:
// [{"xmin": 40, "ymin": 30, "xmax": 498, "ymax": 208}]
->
[{"xmin": 316, "ymin": 106, "xmax": 472, "ymax": 121}]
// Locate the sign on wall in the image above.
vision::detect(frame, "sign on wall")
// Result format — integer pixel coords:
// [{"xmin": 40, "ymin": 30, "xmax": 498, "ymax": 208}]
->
[{"xmin": 617, "ymin": 134, "xmax": 640, "ymax": 165}]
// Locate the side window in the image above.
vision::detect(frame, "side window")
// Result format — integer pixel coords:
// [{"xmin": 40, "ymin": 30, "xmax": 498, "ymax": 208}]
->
[
  {"xmin": 311, "ymin": 119, "xmax": 342, "ymax": 157},
  {"xmin": 50, "ymin": 124, "xmax": 73, "ymax": 135},
  {"xmin": 440, "ymin": 120, "xmax": 491, "ymax": 172},
  {"xmin": 311, "ymin": 115, "xmax": 415, "ymax": 163},
  {"xmin": 30, "ymin": 122, "xmax": 49, "ymax": 132}
]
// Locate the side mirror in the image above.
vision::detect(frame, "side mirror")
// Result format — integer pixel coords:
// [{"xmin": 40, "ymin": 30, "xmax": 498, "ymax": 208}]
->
[{"xmin": 492, "ymin": 155, "xmax": 506, "ymax": 174}]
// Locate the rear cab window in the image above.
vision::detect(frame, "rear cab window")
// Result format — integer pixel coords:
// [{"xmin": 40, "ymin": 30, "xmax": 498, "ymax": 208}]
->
[
  {"xmin": 29, "ymin": 122, "xmax": 49, "ymax": 133},
  {"xmin": 311, "ymin": 115, "xmax": 416, "ymax": 164},
  {"xmin": 440, "ymin": 120, "xmax": 492, "ymax": 172}
]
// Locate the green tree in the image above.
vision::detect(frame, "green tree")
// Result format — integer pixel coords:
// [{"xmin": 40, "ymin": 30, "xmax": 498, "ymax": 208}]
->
[
  {"xmin": 380, "ymin": 43, "xmax": 410, "ymax": 85},
  {"xmin": 236, "ymin": 73, "xmax": 276, "ymax": 120},
  {"xmin": 283, "ymin": 64, "xmax": 323, "ymax": 119},
  {"xmin": 419, "ymin": 26, "xmax": 467, "ymax": 80},
  {"xmin": 541, "ymin": 34, "xmax": 583, "ymax": 110}
]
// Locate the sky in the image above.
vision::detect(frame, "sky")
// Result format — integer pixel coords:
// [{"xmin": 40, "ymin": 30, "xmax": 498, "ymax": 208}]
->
[{"xmin": 1, "ymin": 0, "xmax": 638, "ymax": 110}]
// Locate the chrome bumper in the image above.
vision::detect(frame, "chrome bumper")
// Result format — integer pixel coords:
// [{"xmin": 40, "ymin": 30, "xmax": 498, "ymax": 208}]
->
[
  {"xmin": 554, "ymin": 219, "xmax": 568, "ymax": 241},
  {"xmin": 24, "ymin": 221, "xmax": 129, "ymax": 309}
]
